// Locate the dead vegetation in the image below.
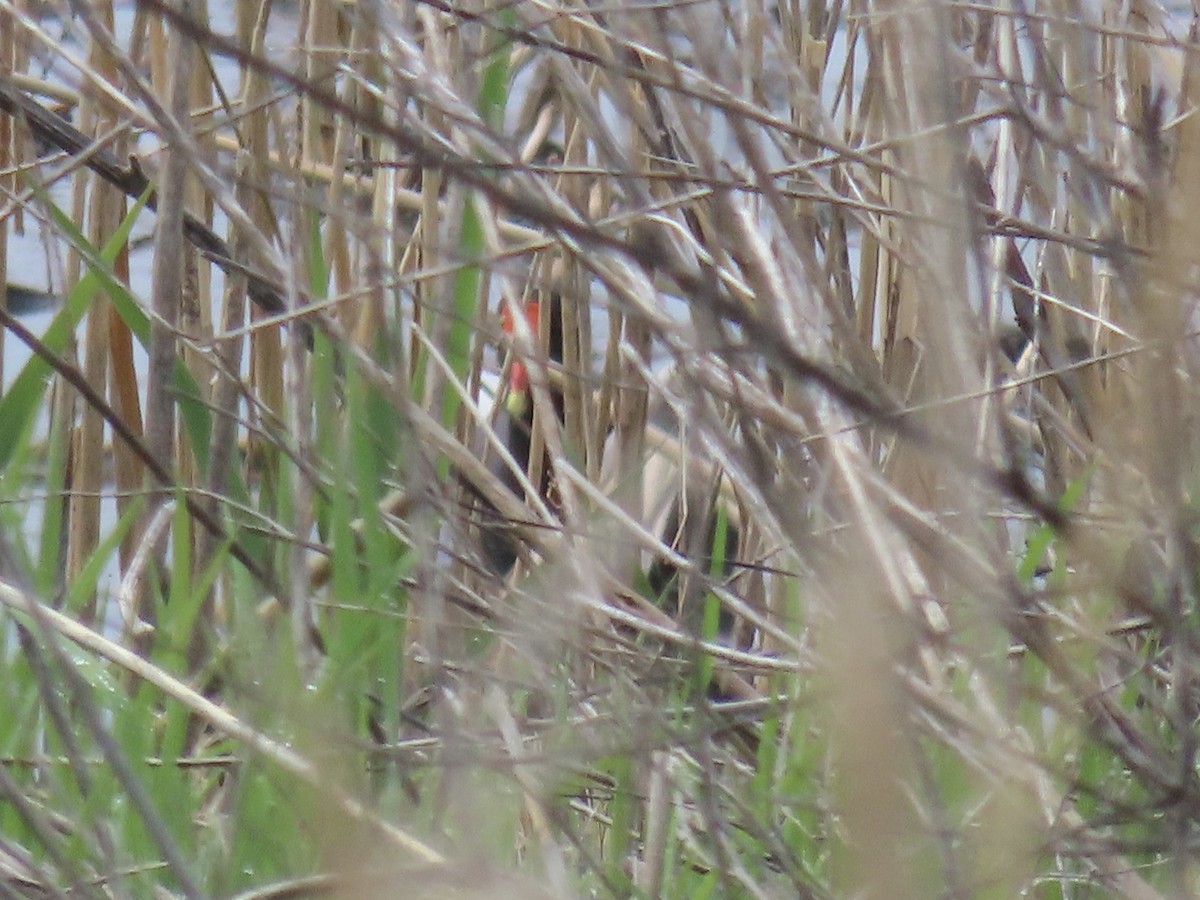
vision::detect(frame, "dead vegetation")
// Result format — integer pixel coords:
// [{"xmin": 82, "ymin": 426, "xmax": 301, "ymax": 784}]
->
[{"xmin": 0, "ymin": 0, "xmax": 1199, "ymax": 896}]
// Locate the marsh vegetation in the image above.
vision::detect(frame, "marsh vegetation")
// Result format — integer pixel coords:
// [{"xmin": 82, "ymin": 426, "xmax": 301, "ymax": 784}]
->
[{"xmin": 0, "ymin": 0, "xmax": 1197, "ymax": 897}]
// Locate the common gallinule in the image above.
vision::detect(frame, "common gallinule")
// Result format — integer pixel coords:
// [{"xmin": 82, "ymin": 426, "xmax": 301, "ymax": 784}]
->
[
  {"xmin": 478, "ymin": 295, "xmax": 741, "ymax": 635},
  {"xmin": 476, "ymin": 296, "xmax": 563, "ymax": 575}
]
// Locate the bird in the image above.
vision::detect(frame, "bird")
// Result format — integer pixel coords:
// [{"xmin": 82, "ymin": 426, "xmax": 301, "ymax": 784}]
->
[
  {"xmin": 4, "ymin": 283, "xmax": 59, "ymax": 317},
  {"xmin": 475, "ymin": 295, "xmax": 743, "ymax": 637},
  {"xmin": 475, "ymin": 296, "xmax": 563, "ymax": 576}
]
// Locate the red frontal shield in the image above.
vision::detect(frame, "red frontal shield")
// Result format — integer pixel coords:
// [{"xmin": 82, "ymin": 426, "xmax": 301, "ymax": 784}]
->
[{"xmin": 502, "ymin": 299, "xmax": 540, "ymax": 394}]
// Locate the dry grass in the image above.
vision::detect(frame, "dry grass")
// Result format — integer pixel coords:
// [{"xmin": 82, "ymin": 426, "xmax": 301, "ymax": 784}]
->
[{"xmin": 0, "ymin": 0, "xmax": 1199, "ymax": 897}]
